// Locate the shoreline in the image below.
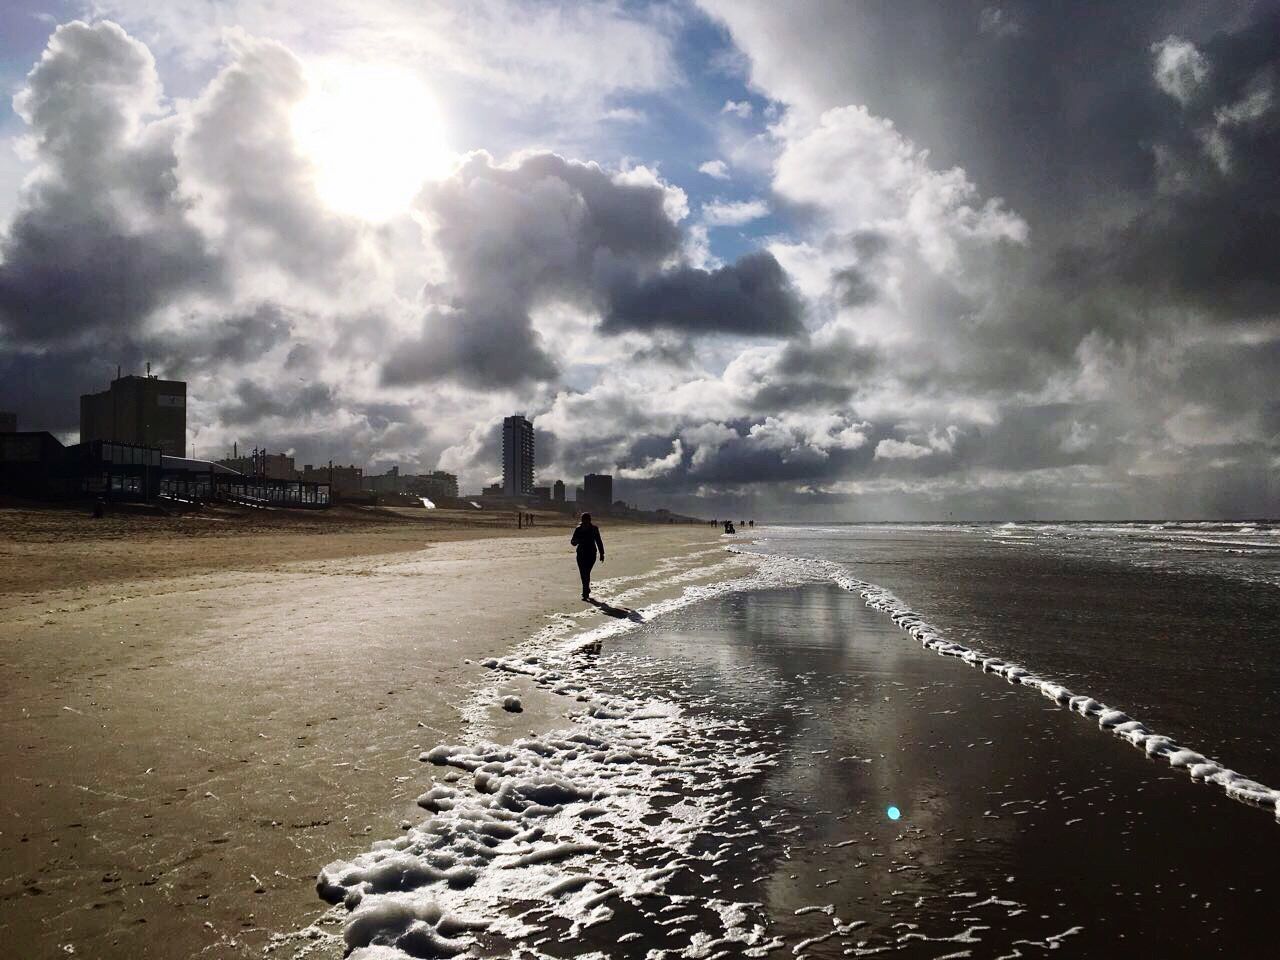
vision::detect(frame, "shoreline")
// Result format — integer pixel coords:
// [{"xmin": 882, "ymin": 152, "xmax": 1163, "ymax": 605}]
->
[
  {"xmin": 297, "ymin": 538, "xmax": 1280, "ymax": 957},
  {"xmin": 309, "ymin": 542, "xmax": 1280, "ymax": 957},
  {"xmin": 0, "ymin": 523, "xmax": 736, "ymax": 959}
]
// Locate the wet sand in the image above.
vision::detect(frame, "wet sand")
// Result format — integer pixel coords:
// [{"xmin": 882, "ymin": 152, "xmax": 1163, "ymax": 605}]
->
[
  {"xmin": 578, "ymin": 584, "xmax": 1280, "ymax": 956},
  {"xmin": 0, "ymin": 522, "xmax": 730, "ymax": 959}
]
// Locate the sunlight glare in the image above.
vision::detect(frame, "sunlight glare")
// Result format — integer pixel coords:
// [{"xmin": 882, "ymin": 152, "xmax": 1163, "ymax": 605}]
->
[{"xmin": 292, "ymin": 63, "xmax": 451, "ymax": 222}]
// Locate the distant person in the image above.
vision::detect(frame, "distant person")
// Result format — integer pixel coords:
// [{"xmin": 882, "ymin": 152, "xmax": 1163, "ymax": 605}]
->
[{"xmin": 571, "ymin": 512, "xmax": 605, "ymax": 601}]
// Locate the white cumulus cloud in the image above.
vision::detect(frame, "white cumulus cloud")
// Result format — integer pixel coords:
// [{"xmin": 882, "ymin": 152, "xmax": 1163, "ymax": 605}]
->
[
  {"xmin": 698, "ymin": 159, "xmax": 730, "ymax": 179},
  {"xmin": 701, "ymin": 197, "xmax": 769, "ymax": 227},
  {"xmin": 618, "ymin": 439, "xmax": 684, "ymax": 479}
]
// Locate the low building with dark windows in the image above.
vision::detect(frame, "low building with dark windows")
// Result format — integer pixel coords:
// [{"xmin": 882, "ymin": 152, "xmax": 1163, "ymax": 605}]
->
[
  {"xmin": 0, "ymin": 432, "xmax": 329, "ymax": 507},
  {"xmin": 0, "ymin": 433, "xmax": 163, "ymax": 500}
]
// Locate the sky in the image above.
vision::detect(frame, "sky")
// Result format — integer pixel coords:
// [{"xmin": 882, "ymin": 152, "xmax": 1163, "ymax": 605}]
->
[{"xmin": 0, "ymin": 0, "xmax": 1277, "ymax": 520}]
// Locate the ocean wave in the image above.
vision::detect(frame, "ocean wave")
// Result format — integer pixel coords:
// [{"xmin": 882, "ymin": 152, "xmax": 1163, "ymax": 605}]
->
[{"xmin": 802, "ymin": 559, "xmax": 1280, "ymax": 818}]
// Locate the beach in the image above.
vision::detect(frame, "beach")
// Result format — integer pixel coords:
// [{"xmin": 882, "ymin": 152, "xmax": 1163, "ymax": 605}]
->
[
  {"xmin": 0, "ymin": 508, "xmax": 734, "ymax": 959},
  {"xmin": 5, "ymin": 517, "xmax": 1280, "ymax": 958},
  {"xmin": 297, "ymin": 522, "xmax": 1280, "ymax": 958}
]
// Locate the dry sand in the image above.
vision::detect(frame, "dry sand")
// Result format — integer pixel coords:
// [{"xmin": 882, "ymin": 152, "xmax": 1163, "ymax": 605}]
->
[
  {"xmin": 0, "ymin": 502, "xmax": 578, "ymax": 599},
  {"xmin": 0, "ymin": 510, "xmax": 738, "ymax": 959}
]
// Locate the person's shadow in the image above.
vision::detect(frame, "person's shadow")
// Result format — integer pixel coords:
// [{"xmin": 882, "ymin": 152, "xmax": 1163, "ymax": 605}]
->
[{"xmin": 586, "ymin": 598, "xmax": 645, "ymax": 622}]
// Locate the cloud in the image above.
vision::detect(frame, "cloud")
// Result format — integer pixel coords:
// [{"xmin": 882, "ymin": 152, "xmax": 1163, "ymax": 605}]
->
[
  {"xmin": 1151, "ymin": 36, "xmax": 1210, "ymax": 105},
  {"xmin": 2, "ymin": 8, "xmax": 1276, "ymax": 519},
  {"xmin": 874, "ymin": 438, "xmax": 931, "ymax": 460},
  {"xmin": 177, "ymin": 35, "xmax": 364, "ymax": 287},
  {"xmin": 978, "ymin": 6, "xmax": 1021, "ymax": 39},
  {"xmin": 772, "ymin": 105, "xmax": 1027, "ymax": 271},
  {"xmin": 721, "ymin": 99, "xmax": 753, "ymax": 118},
  {"xmin": 382, "ymin": 151, "xmax": 684, "ymax": 387},
  {"xmin": 0, "ymin": 20, "xmax": 222, "ymax": 347},
  {"xmin": 701, "ymin": 197, "xmax": 769, "ymax": 226},
  {"xmin": 92, "ymin": 0, "xmax": 680, "ymax": 135},
  {"xmin": 681, "ymin": 421, "xmax": 739, "ymax": 469},
  {"xmin": 219, "ymin": 378, "xmax": 337, "ymax": 426},
  {"xmin": 698, "ymin": 159, "xmax": 730, "ymax": 179},
  {"xmin": 875, "ymin": 426, "xmax": 958, "ymax": 460},
  {"xmin": 602, "ymin": 251, "xmax": 804, "ymax": 337},
  {"xmin": 618, "ymin": 438, "xmax": 683, "ymax": 479}
]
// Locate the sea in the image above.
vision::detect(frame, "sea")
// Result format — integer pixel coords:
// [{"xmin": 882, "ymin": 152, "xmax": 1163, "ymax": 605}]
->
[{"xmin": 307, "ymin": 521, "xmax": 1280, "ymax": 959}]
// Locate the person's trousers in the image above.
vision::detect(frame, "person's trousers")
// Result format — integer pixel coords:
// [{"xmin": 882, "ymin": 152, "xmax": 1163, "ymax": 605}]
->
[{"xmin": 576, "ymin": 552, "xmax": 596, "ymax": 597}]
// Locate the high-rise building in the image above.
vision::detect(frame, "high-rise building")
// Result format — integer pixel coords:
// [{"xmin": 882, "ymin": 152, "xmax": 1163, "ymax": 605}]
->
[
  {"xmin": 80, "ymin": 373, "xmax": 186, "ymax": 457},
  {"xmin": 582, "ymin": 473, "xmax": 613, "ymax": 511},
  {"xmin": 502, "ymin": 414, "xmax": 535, "ymax": 497},
  {"xmin": 553, "ymin": 479, "xmax": 565, "ymax": 502}
]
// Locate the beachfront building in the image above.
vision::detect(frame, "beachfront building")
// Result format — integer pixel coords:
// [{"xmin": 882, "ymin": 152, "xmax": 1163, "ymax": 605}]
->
[
  {"xmin": 80, "ymin": 371, "xmax": 186, "ymax": 457},
  {"xmin": 553, "ymin": 479, "xmax": 565, "ymax": 502},
  {"xmin": 407, "ymin": 470, "xmax": 458, "ymax": 501},
  {"xmin": 217, "ymin": 450, "xmax": 297, "ymax": 481},
  {"xmin": 363, "ymin": 465, "xmax": 401, "ymax": 493},
  {"xmin": 582, "ymin": 473, "xmax": 613, "ymax": 512},
  {"xmin": 502, "ymin": 414, "xmax": 535, "ymax": 497},
  {"xmin": 301, "ymin": 463, "xmax": 364, "ymax": 496}
]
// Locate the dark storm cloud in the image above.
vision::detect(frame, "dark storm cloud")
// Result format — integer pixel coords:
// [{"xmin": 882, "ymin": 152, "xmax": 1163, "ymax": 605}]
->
[
  {"xmin": 384, "ymin": 151, "xmax": 806, "ymax": 388},
  {"xmin": 826, "ymin": 232, "xmax": 888, "ymax": 309},
  {"xmin": 0, "ymin": 20, "xmax": 222, "ymax": 346},
  {"xmin": 382, "ymin": 151, "xmax": 682, "ymax": 387},
  {"xmin": 745, "ymin": 332, "xmax": 878, "ymax": 411},
  {"xmin": 218, "ymin": 379, "xmax": 337, "ymax": 426},
  {"xmin": 630, "ymin": 335, "xmax": 697, "ymax": 367},
  {"xmin": 602, "ymin": 251, "xmax": 803, "ymax": 337},
  {"xmin": 1176, "ymin": 338, "xmax": 1280, "ymax": 438},
  {"xmin": 146, "ymin": 303, "xmax": 294, "ymax": 372},
  {"xmin": 1080, "ymin": 12, "xmax": 1280, "ymax": 321},
  {"xmin": 708, "ymin": 1, "xmax": 1253, "ymax": 231},
  {"xmin": 710, "ymin": 0, "xmax": 1280, "ymax": 326},
  {"xmin": 616, "ymin": 417, "xmax": 872, "ymax": 492},
  {"xmin": 0, "ymin": 346, "xmax": 141, "ymax": 434},
  {"xmin": 831, "ymin": 266, "xmax": 876, "ymax": 308}
]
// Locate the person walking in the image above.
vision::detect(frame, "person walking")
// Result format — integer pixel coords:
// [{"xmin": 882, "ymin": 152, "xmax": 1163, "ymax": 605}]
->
[{"xmin": 571, "ymin": 512, "xmax": 605, "ymax": 601}]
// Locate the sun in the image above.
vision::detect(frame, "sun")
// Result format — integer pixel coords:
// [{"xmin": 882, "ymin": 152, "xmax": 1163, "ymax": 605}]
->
[{"xmin": 292, "ymin": 62, "xmax": 452, "ymax": 222}]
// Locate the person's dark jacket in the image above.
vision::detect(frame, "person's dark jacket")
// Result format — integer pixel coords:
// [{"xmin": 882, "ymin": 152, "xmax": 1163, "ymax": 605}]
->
[{"xmin": 571, "ymin": 523, "xmax": 604, "ymax": 559}]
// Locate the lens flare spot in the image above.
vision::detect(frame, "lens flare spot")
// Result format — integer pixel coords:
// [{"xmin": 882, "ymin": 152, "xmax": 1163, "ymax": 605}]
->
[{"xmin": 887, "ymin": 805, "xmax": 902, "ymax": 821}]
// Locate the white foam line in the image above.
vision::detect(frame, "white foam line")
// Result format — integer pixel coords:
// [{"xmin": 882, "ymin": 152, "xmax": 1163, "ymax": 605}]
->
[
  {"xmin": 286, "ymin": 550, "xmax": 832, "ymax": 960},
  {"xmin": 736, "ymin": 546, "xmax": 1280, "ymax": 818}
]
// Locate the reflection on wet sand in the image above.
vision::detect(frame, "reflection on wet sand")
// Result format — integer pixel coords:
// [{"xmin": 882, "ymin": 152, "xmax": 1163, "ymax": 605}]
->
[{"xmin": 575, "ymin": 585, "xmax": 1280, "ymax": 956}]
